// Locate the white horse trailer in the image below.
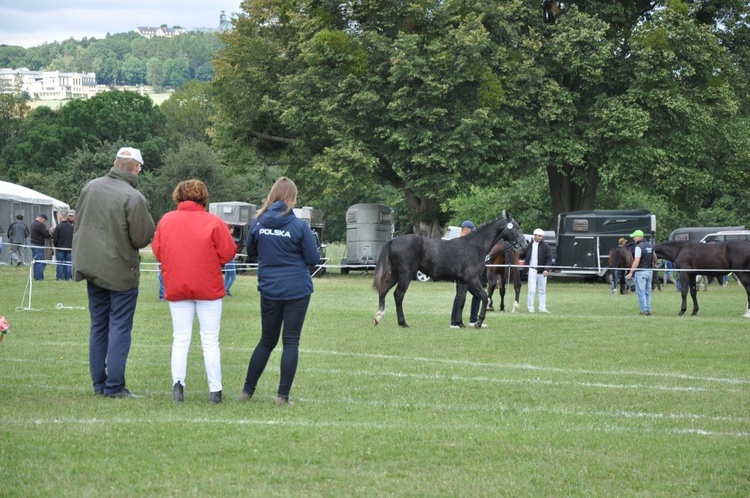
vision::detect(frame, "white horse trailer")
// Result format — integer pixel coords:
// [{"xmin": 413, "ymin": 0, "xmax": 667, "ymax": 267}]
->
[{"xmin": 341, "ymin": 203, "xmax": 394, "ymax": 274}]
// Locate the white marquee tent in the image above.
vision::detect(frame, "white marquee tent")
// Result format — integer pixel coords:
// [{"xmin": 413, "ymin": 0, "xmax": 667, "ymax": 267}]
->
[{"xmin": 0, "ymin": 180, "xmax": 70, "ymax": 265}]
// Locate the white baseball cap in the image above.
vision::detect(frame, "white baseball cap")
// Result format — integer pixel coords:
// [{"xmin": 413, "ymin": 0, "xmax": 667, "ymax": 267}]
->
[
  {"xmin": 533, "ymin": 228, "xmax": 545, "ymax": 236},
  {"xmin": 116, "ymin": 147, "xmax": 143, "ymax": 165}
]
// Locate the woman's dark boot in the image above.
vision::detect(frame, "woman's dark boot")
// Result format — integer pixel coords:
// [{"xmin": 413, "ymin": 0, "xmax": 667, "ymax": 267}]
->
[{"xmin": 173, "ymin": 382, "xmax": 184, "ymax": 403}]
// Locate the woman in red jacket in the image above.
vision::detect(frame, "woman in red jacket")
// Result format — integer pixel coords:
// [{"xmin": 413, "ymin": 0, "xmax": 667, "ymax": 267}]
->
[{"xmin": 152, "ymin": 180, "xmax": 237, "ymax": 404}]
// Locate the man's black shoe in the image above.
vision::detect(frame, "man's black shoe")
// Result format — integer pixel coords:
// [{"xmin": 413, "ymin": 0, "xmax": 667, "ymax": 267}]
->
[
  {"xmin": 106, "ymin": 388, "xmax": 142, "ymax": 398},
  {"xmin": 208, "ymin": 391, "xmax": 222, "ymax": 404}
]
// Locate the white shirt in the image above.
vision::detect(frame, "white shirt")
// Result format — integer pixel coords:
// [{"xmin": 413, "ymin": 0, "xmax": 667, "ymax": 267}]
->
[{"xmin": 529, "ymin": 241, "xmax": 539, "ymax": 268}]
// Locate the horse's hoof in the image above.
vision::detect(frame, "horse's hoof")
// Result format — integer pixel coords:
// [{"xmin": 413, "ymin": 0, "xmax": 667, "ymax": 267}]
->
[
  {"xmin": 373, "ymin": 319, "xmax": 379, "ymax": 326},
  {"xmin": 487, "ymin": 307, "xmax": 494, "ymax": 312}
]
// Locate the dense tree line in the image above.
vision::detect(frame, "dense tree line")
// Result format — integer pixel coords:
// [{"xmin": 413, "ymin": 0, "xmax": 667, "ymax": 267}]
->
[
  {"xmin": 2, "ymin": 1, "xmax": 750, "ymax": 243},
  {"xmin": 212, "ymin": 0, "xmax": 750, "ymax": 238},
  {"xmin": 0, "ymin": 31, "xmax": 223, "ymax": 88}
]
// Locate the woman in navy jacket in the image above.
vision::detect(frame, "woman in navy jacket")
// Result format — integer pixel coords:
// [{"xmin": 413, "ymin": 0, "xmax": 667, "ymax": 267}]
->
[{"xmin": 239, "ymin": 177, "xmax": 320, "ymax": 405}]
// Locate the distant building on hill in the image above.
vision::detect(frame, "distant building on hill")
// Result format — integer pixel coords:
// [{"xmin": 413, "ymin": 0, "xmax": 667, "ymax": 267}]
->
[
  {"xmin": 0, "ymin": 68, "xmax": 104, "ymax": 100},
  {"xmin": 137, "ymin": 11, "xmax": 233, "ymax": 38},
  {"xmin": 135, "ymin": 24, "xmax": 188, "ymax": 39}
]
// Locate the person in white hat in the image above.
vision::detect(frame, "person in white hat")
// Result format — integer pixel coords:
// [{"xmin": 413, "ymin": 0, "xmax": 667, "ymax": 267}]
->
[
  {"xmin": 520, "ymin": 228, "xmax": 553, "ymax": 313},
  {"xmin": 73, "ymin": 146, "xmax": 156, "ymax": 398}
]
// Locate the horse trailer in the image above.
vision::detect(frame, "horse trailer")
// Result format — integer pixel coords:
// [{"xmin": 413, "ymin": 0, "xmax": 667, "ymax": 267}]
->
[
  {"xmin": 341, "ymin": 203, "xmax": 394, "ymax": 274},
  {"xmin": 293, "ymin": 206, "xmax": 328, "ymax": 277},
  {"xmin": 553, "ymin": 209, "xmax": 655, "ymax": 279},
  {"xmin": 208, "ymin": 201, "xmax": 256, "ymax": 266}
]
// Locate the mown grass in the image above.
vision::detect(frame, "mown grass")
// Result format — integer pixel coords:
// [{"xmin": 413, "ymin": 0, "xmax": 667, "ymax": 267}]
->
[{"xmin": 1, "ymin": 262, "xmax": 749, "ymax": 497}]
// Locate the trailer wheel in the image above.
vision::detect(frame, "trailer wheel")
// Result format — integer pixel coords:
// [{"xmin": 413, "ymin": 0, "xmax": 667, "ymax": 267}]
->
[{"xmin": 341, "ymin": 267, "xmax": 349, "ymax": 275}]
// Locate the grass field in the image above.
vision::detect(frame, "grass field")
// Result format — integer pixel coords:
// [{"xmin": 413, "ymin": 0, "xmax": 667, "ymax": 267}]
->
[{"xmin": 1, "ymin": 262, "xmax": 749, "ymax": 497}]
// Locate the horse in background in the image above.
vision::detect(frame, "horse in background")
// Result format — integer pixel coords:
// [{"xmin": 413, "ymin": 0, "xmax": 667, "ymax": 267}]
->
[
  {"xmin": 654, "ymin": 240, "xmax": 750, "ymax": 317},
  {"xmin": 486, "ymin": 240, "xmax": 522, "ymax": 313},
  {"xmin": 608, "ymin": 246, "xmax": 634, "ymax": 294},
  {"xmin": 373, "ymin": 211, "xmax": 527, "ymax": 328}
]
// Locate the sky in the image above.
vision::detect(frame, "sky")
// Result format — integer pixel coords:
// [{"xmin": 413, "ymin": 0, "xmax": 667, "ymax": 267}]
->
[{"xmin": 0, "ymin": 1, "xmax": 241, "ymax": 48}]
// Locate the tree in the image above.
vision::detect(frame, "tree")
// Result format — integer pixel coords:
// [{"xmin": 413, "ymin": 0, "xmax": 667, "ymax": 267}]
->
[
  {"xmin": 120, "ymin": 54, "xmax": 147, "ymax": 85},
  {"xmin": 0, "ymin": 94, "xmax": 30, "ymax": 155},
  {"xmin": 160, "ymin": 81, "xmax": 214, "ymax": 144},
  {"xmin": 162, "ymin": 57, "xmax": 190, "ymax": 88},
  {"xmin": 56, "ymin": 90, "xmax": 165, "ymax": 151},
  {"xmin": 501, "ymin": 1, "xmax": 750, "ymax": 222},
  {"xmin": 214, "ymin": 0, "xmax": 510, "ymax": 236},
  {"xmin": 147, "ymin": 57, "xmax": 165, "ymax": 88},
  {"xmin": 140, "ymin": 141, "xmax": 249, "ymax": 220}
]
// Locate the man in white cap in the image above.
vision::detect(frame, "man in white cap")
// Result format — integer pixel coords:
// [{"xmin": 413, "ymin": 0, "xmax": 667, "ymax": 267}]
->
[
  {"xmin": 625, "ymin": 229, "xmax": 654, "ymax": 316},
  {"xmin": 520, "ymin": 228, "xmax": 553, "ymax": 313},
  {"xmin": 73, "ymin": 146, "xmax": 156, "ymax": 398}
]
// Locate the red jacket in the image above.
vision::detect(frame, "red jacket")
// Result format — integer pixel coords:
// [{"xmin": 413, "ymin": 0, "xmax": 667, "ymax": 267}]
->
[{"xmin": 153, "ymin": 201, "xmax": 237, "ymax": 301}]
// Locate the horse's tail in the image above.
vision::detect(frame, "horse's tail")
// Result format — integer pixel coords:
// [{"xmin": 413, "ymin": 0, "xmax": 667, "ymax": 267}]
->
[{"xmin": 373, "ymin": 240, "xmax": 393, "ymax": 293}]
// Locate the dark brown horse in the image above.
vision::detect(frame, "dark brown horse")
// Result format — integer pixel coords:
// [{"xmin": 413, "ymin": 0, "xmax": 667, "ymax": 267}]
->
[
  {"xmin": 654, "ymin": 240, "xmax": 750, "ymax": 317},
  {"xmin": 373, "ymin": 211, "xmax": 527, "ymax": 328},
  {"xmin": 608, "ymin": 246, "xmax": 634, "ymax": 294},
  {"xmin": 486, "ymin": 240, "xmax": 522, "ymax": 313}
]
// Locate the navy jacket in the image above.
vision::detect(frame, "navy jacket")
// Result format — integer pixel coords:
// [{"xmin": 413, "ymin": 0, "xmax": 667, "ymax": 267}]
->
[{"xmin": 246, "ymin": 201, "xmax": 320, "ymax": 300}]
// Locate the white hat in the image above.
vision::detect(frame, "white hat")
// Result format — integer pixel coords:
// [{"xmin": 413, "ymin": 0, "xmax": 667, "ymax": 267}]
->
[
  {"xmin": 533, "ymin": 228, "xmax": 545, "ymax": 236},
  {"xmin": 116, "ymin": 147, "xmax": 143, "ymax": 165}
]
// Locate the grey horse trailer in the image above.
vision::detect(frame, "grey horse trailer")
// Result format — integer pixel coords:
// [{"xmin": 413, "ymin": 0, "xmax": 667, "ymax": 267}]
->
[{"xmin": 340, "ymin": 203, "xmax": 394, "ymax": 274}]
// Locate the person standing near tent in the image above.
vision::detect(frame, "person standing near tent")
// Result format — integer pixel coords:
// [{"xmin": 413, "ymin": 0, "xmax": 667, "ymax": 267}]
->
[
  {"xmin": 73, "ymin": 147, "xmax": 156, "ymax": 398},
  {"xmin": 53, "ymin": 211, "xmax": 74, "ymax": 280},
  {"xmin": 7, "ymin": 214, "xmax": 29, "ymax": 266},
  {"xmin": 30, "ymin": 214, "xmax": 51, "ymax": 280}
]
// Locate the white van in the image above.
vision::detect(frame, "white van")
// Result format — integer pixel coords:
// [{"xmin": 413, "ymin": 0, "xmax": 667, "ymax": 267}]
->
[{"xmin": 699, "ymin": 230, "xmax": 750, "ymax": 244}]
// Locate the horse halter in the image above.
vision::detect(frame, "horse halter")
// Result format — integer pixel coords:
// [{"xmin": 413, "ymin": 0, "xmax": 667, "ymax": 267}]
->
[{"xmin": 504, "ymin": 220, "xmax": 524, "ymax": 250}]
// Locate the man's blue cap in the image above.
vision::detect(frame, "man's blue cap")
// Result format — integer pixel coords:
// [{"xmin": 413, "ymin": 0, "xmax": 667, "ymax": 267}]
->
[{"xmin": 461, "ymin": 220, "xmax": 475, "ymax": 230}]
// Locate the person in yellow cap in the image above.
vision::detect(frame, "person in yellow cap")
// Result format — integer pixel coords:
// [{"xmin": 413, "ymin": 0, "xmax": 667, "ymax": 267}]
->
[{"xmin": 625, "ymin": 230, "xmax": 654, "ymax": 315}]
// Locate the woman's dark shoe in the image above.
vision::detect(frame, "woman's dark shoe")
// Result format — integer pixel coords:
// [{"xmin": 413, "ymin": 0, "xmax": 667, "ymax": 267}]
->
[
  {"xmin": 208, "ymin": 391, "xmax": 222, "ymax": 404},
  {"xmin": 173, "ymin": 382, "xmax": 184, "ymax": 402},
  {"xmin": 275, "ymin": 395, "xmax": 294, "ymax": 406},
  {"xmin": 237, "ymin": 390, "xmax": 253, "ymax": 402}
]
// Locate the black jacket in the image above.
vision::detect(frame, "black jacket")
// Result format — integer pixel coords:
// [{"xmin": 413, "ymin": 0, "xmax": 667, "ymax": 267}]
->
[
  {"xmin": 53, "ymin": 220, "xmax": 74, "ymax": 250},
  {"xmin": 30, "ymin": 219, "xmax": 51, "ymax": 245},
  {"xmin": 520, "ymin": 240, "xmax": 553, "ymax": 272}
]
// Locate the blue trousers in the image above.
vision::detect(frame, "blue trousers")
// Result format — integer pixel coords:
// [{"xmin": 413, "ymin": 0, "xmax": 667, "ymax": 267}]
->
[
  {"xmin": 87, "ymin": 282, "xmax": 139, "ymax": 395},
  {"xmin": 451, "ymin": 288, "xmax": 481, "ymax": 325},
  {"xmin": 243, "ymin": 295, "xmax": 310, "ymax": 398},
  {"xmin": 224, "ymin": 262, "xmax": 236, "ymax": 295},
  {"xmin": 32, "ymin": 246, "xmax": 46, "ymax": 280},
  {"xmin": 56, "ymin": 250, "xmax": 72, "ymax": 280},
  {"xmin": 634, "ymin": 270, "xmax": 653, "ymax": 314}
]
